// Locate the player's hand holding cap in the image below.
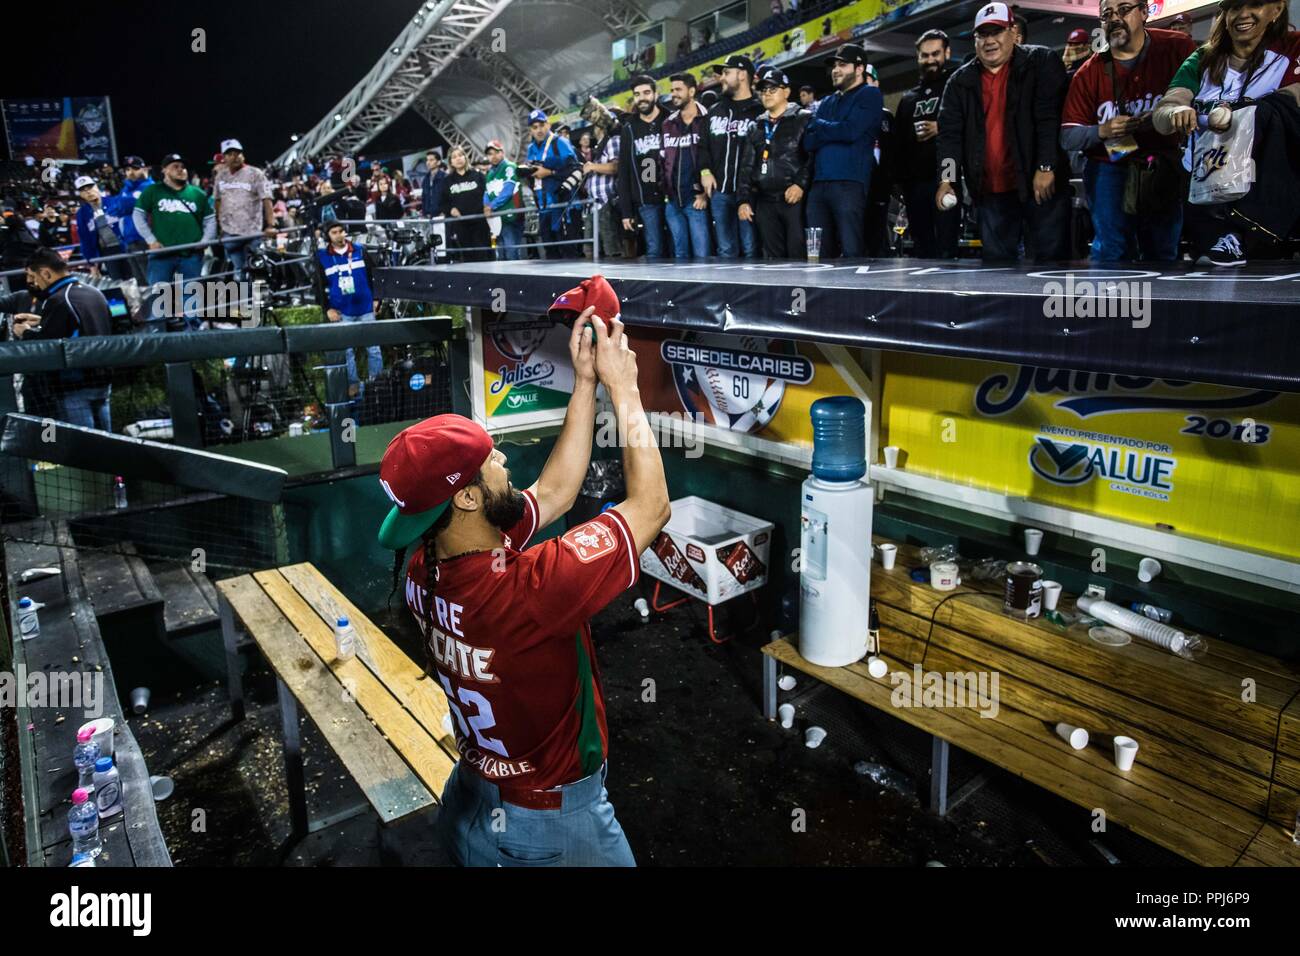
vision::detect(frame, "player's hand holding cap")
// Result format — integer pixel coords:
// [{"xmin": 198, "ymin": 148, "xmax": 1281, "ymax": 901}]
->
[
  {"xmin": 548, "ymin": 274, "xmax": 621, "ymax": 324},
  {"xmin": 377, "ymin": 414, "xmax": 494, "ymax": 550}
]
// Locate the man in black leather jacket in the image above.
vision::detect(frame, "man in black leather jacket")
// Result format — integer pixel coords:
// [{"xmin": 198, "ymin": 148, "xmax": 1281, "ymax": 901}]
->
[{"xmin": 737, "ymin": 66, "xmax": 812, "ymax": 259}]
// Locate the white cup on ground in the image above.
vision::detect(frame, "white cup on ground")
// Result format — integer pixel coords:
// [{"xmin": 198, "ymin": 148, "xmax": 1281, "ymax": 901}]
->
[
  {"xmin": 867, "ymin": 656, "xmax": 889, "ymax": 679},
  {"xmin": 1055, "ymin": 721, "xmax": 1089, "ymax": 750},
  {"xmin": 1113, "ymin": 736, "xmax": 1139, "ymax": 772},
  {"xmin": 1138, "ymin": 557, "xmax": 1162, "ymax": 583},
  {"xmin": 1024, "ymin": 528, "xmax": 1044, "ymax": 556},
  {"xmin": 883, "ymin": 445, "xmax": 900, "ymax": 469},
  {"xmin": 1041, "ymin": 580, "xmax": 1062, "ymax": 611},
  {"xmin": 877, "ymin": 543, "xmax": 897, "ymax": 570},
  {"xmin": 804, "ymin": 725, "xmax": 827, "ymax": 748},
  {"xmin": 778, "ymin": 703, "xmax": 795, "ymax": 729},
  {"xmin": 778, "ymin": 674, "xmax": 797, "ymax": 691}
]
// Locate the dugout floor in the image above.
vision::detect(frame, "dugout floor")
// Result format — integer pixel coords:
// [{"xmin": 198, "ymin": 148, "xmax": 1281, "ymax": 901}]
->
[{"xmin": 129, "ymin": 588, "xmax": 1187, "ymax": 867}]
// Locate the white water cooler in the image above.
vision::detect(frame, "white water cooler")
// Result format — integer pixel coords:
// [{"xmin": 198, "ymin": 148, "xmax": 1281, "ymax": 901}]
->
[{"xmin": 799, "ymin": 396, "xmax": 874, "ymax": 667}]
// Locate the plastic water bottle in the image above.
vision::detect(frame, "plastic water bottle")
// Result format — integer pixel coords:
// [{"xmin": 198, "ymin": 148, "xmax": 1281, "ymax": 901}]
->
[
  {"xmin": 73, "ymin": 727, "xmax": 100, "ymax": 791},
  {"xmin": 335, "ymin": 617, "xmax": 356, "ymax": 661},
  {"xmin": 113, "ymin": 476, "xmax": 128, "ymax": 509},
  {"xmin": 1131, "ymin": 602, "xmax": 1173, "ymax": 624},
  {"xmin": 93, "ymin": 756, "xmax": 123, "ymax": 818},
  {"xmin": 810, "ymin": 396, "xmax": 866, "ymax": 481},
  {"xmin": 16, "ymin": 596, "xmax": 39, "ymax": 639},
  {"xmin": 68, "ymin": 788, "xmax": 102, "ymax": 859}
]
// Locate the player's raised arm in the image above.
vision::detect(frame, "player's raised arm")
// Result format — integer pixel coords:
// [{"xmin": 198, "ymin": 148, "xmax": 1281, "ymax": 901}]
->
[
  {"xmin": 527, "ymin": 305, "xmax": 599, "ymax": 530},
  {"xmin": 590, "ymin": 314, "xmax": 671, "ymax": 553}
]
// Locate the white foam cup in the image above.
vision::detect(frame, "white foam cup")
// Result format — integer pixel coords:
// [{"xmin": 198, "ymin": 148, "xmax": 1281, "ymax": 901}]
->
[
  {"xmin": 778, "ymin": 675, "xmax": 797, "ymax": 691},
  {"xmin": 80, "ymin": 717, "xmax": 114, "ymax": 758},
  {"xmin": 1055, "ymin": 722, "xmax": 1089, "ymax": 750},
  {"xmin": 878, "ymin": 543, "xmax": 897, "ymax": 570},
  {"xmin": 804, "ymin": 725, "xmax": 827, "ymax": 748},
  {"xmin": 1041, "ymin": 580, "xmax": 1062, "ymax": 611},
  {"xmin": 867, "ymin": 656, "xmax": 889, "ymax": 679},
  {"xmin": 778, "ymin": 703, "xmax": 795, "ymax": 729},
  {"xmin": 1024, "ymin": 528, "xmax": 1044, "ymax": 556},
  {"xmin": 883, "ymin": 445, "xmax": 900, "ymax": 469},
  {"xmin": 1138, "ymin": 557, "xmax": 1162, "ymax": 583},
  {"xmin": 1113, "ymin": 736, "xmax": 1139, "ymax": 772}
]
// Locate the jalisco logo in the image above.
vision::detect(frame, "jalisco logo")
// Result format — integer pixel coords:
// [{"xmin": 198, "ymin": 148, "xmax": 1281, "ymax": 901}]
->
[
  {"xmin": 975, "ymin": 365, "xmax": 1279, "ymax": 419},
  {"xmin": 490, "ymin": 360, "xmax": 555, "ymax": 395}
]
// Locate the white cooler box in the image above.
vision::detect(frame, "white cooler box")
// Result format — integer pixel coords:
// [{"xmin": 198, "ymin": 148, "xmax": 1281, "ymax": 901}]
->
[{"xmin": 639, "ymin": 496, "xmax": 773, "ymax": 605}]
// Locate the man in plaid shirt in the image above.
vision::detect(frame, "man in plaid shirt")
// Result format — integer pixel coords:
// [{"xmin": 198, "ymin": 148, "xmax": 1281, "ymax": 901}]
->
[{"xmin": 581, "ymin": 98, "xmax": 624, "ymax": 258}]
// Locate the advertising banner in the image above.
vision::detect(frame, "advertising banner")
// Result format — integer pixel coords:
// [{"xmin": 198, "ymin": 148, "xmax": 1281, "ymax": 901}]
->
[
  {"xmin": 2, "ymin": 96, "xmax": 117, "ymax": 165},
  {"xmin": 882, "ymin": 353, "xmax": 1300, "ymax": 560},
  {"xmin": 472, "ymin": 316, "xmax": 870, "ymax": 456}
]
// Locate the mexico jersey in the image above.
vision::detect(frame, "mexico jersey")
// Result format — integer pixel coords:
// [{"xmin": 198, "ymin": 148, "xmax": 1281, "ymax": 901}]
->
[
  {"xmin": 1167, "ymin": 30, "xmax": 1300, "ymax": 106},
  {"xmin": 404, "ymin": 489, "xmax": 640, "ymax": 792},
  {"xmin": 1061, "ymin": 29, "xmax": 1197, "ymax": 162}
]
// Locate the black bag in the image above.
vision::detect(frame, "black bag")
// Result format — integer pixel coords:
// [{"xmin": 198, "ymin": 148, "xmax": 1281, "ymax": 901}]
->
[{"xmin": 1123, "ymin": 150, "xmax": 1187, "ymax": 216}]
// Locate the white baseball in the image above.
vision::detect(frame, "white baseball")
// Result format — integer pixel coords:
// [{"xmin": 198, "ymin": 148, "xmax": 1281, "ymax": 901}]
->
[
  {"xmin": 1208, "ymin": 105, "xmax": 1232, "ymax": 130},
  {"xmin": 941, "ymin": 191, "xmax": 958, "ymax": 209},
  {"xmin": 693, "ymin": 336, "xmax": 770, "ymax": 419}
]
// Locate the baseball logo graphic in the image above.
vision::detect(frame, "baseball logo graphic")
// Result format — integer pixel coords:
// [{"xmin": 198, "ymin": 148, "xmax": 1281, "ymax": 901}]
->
[
  {"xmin": 490, "ymin": 321, "xmax": 551, "ymax": 363},
  {"xmin": 668, "ymin": 333, "xmax": 793, "ymax": 434}
]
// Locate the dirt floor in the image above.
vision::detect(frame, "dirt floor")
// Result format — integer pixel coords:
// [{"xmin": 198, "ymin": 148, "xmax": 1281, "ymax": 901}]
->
[{"xmin": 129, "ymin": 588, "xmax": 1188, "ymax": 867}]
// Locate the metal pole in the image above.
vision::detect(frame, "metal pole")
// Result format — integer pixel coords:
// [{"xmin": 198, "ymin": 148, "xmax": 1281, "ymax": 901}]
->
[
  {"xmin": 164, "ymin": 362, "xmax": 203, "ymax": 448},
  {"xmin": 592, "ymin": 202, "xmax": 601, "ymax": 263}
]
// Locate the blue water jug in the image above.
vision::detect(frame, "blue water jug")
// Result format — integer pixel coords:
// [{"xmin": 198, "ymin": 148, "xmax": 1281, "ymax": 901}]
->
[{"xmin": 810, "ymin": 396, "xmax": 866, "ymax": 481}]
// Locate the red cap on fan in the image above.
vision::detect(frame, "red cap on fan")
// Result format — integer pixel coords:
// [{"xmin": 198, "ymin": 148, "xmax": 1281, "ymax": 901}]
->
[
  {"xmin": 1066, "ymin": 28, "xmax": 1090, "ymax": 44},
  {"xmin": 548, "ymin": 274, "xmax": 621, "ymax": 323},
  {"xmin": 376, "ymin": 414, "xmax": 494, "ymax": 550}
]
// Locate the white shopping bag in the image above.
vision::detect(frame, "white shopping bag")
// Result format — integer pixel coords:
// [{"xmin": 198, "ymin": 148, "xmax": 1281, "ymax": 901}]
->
[{"xmin": 1189, "ymin": 105, "xmax": 1257, "ymax": 205}]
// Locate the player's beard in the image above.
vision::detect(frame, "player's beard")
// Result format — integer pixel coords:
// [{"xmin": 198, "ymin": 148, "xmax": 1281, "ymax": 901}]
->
[{"xmin": 483, "ymin": 483, "xmax": 528, "ymax": 531}]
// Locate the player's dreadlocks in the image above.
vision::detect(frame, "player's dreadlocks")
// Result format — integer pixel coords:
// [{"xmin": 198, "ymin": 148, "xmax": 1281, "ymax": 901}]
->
[{"xmin": 386, "ymin": 475, "xmax": 483, "ymax": 680}]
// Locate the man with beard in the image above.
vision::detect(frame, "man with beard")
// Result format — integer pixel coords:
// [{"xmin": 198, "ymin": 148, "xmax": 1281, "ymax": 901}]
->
[
  {"xmin": 802, "ymin": 43, "xmax": 884, "ymax": 259},
  {"xmin": 701, "ymin": 54, "xmax": 764, "ymax": 258},
  {"xmin": 661, "ymin": 72, "xmax": 712, "ymax": 258},
  {"xmin": 897, "ymin": 30, "xmax": 960, "ymax": 257},
  {"xmin": 1060, "ymin": 0, "xmax": 1194, "ymax": 261},
  {"xmin": 380, "ymin": 289, "xmax": 670, "ymax": 866},
  {"xmin": 212, "ymin": 138, "xmax": 275, "ymax": 280},
  {"xmin": 116, "ymin": 156, "xmax": 154, "ymax": 284},
  {"xmin": 617, "ymin": 75, "xmax": 669, "ymax": 257},
  {"xmin": 935, "ymin": 3, "xmax": 1071, "ymax": 261}
]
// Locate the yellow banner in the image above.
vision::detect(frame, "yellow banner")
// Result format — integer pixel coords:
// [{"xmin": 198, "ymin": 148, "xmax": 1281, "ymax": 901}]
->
[{"xmin": 882, "ymin": 354, "xmax": 1300, "ymax": 559}]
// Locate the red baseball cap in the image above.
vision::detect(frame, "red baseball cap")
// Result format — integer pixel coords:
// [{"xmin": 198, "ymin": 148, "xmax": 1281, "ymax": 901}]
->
[
  {"xmin": 1067, "ymin": 28, "xmax": 1090, "ymax": 44},
  {"xmin": 974, "ymin": 1, "xmax": 1014, "ymax": 30},
  {"xmin": 377, "ymin": 414, "xmax": 494, "ymax": 550},
  {"xmin": 548, "ymin": 273, "xmax": 621, "ymax": 323}
]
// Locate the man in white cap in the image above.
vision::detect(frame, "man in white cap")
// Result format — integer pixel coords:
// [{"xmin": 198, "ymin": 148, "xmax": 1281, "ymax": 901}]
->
[
  {"xmin": 935, "ymin": 2, "xmax": 1071, "ymax": 261},
  {"xmin": 212, "ymin": 138, "xmax": 275, "ymax": 280},
  {"xmin": 73, "ymin": 175, "xmax": 134, "ymax": 280}
]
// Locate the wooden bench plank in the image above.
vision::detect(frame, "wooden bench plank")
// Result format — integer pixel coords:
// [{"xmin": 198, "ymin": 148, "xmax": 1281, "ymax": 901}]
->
[
  {"xmin": 1236, "ymin": 822, "xmax": 1300, "ymax": 866},
  {"xmin": 1279, "ymin": 696, "xmax": 1300, "ymax": 760},
  {"xmin": 763, "ymin": 638, "xmax": 1247, "ymax": 866},
  {"xmin": 253, "ymin": 569, "xmax": 457, "ymax": 799},
  {"xmin": 276, "ymin": 562, "xmax": 460, "ymax": 757},
  {"xmin": 216, "ymin": 575, "xmax": 434, "ymax": 824}
]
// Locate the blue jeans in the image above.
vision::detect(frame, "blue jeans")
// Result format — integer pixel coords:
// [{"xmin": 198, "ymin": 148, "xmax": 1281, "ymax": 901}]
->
[
  {"xmin": 58, "ymin": 384, "xmax": 112, "ymax": 432},
  {"xmin": 436, "ymin": 761, "xmax": 635, "ymax": 867},
  {"xmin": 146, "ymin": 252, "xmax": 204, "ymax": 330},
  {"xmin": 1083, "ymin": 159, "xmax": 1182, "ymax": 262},
  {"xmin": 497, "ymin": 219, "xmax": 526, "ymax": 260},
  {"xmin": 341, "ymin": 311, "xmax": 383, "ymax": 385},
  {"xmin": 638, "ymin": 203, "xmax": 667, "ymax": 257},
  {"xmin": 222, "ymin": 236, "xmax": 261, "ymax": 280},
  {"xmin": 710, "ymin": 191, "xmax": 757, "ymax": 258},
  {"xmin": 663, "ymin": 200, "xmax": 713, "ymax": 258},
  {"xmin": 805, "ymin": 181, "xmax": 867, "ymax": 258}
]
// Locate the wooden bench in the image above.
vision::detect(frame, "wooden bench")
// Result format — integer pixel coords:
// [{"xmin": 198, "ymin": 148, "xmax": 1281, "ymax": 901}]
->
[
  {"xmin": 216, "ymin": 562, "xmax": 458, "ymax": 840},
  {"xmin": 762, "ymin": 536, "xmax": 1300, "ymax": 867}
]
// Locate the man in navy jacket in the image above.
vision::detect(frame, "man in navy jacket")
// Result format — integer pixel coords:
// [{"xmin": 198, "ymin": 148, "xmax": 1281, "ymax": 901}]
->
[{"xmin": 801, "ymin": 43, "xmax": 883, "ymax": 259}]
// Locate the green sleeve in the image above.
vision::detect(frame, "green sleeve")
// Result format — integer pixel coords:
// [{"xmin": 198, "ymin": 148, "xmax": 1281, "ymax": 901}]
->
[
  {"xmin": 1168, "ymin": 48, "xmax": 1203, "ymax": 94},
  {"xmin": 136, "ymin": 185, "xmax": 156, "ymax": 214}
]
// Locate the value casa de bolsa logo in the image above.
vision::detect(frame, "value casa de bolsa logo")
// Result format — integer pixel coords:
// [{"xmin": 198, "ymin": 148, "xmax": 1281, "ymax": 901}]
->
[{"xmin": 973, "ymin": 365, "xmax": 1280, "ymax": 498}]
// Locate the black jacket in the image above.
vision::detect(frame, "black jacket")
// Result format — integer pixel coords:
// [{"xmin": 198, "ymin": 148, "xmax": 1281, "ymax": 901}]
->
[
  {"xmin": 701, "ymin": 94, "xmax": 765, "ymax": 195},
  {"xmin": 896, "ymin": 60, "xmax": 960, "ymax": 185},
  {"xmin": 617, "ymin": 110, "xmax": 667, "ymax": 218},
  {"xmin": 936, "ymin": 44, "xmax": 1071, "ymax": 203},
  {"xmin": 737, "ymin": 104, "xmax": 812, "ymax": 204},
  {"xmin": 867, "ymin": 108, "xmax": 897, "ymax": 205},
  {"xmin": 25, "ymin": 276, "xmax": 113, "ymax": 388}
]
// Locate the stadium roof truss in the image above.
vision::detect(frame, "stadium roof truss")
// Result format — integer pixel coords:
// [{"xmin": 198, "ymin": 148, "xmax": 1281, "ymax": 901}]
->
[{"xmin": 276, "ymin": 0, "xmax": 517, "ymax": 164}]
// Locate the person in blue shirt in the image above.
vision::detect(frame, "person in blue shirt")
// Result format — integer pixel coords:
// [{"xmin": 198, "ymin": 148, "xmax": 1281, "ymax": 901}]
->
[
  {"xmin": 525, "ymin": 109, "xmax": 582, "ymax": 259},
  {"xmin": 73, "ymin": 176, "xmax": 135, "ymax": 280},
  {"xmin": 314, "ymin": 221, "xmax": 383, "ymax": 395},
  {"xmin": 116, "ymin": 156, "xmax": 154, "ymax": 284},
  {"xmin": 801, "ymin": 43, "xmax": 883, "ymax": 259}
]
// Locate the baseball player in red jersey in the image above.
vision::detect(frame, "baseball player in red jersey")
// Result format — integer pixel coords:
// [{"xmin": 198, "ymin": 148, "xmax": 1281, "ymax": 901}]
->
[{"xmin": 377, "ymin": 282, "xmax": 670, "ymax": 866}]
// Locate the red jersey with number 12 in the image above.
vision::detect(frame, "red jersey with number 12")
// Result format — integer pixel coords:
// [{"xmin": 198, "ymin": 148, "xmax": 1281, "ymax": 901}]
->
[{"xmin": 404, "ymin": 490, "xmax": 639, "ymax": 792}]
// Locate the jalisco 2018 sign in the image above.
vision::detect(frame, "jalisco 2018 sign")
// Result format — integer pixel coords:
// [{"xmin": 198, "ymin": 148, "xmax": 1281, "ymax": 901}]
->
[
  {"xmin": 883, "ymin": 354, "xmax": 1300, "ymax": 560},
  {"xmin": 2, "ymin": 97, "xmax": 118, "ymax": 165}
]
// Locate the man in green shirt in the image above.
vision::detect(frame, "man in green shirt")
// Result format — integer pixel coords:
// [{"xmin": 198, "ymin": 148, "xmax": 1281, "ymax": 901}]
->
[
  {"xmin": 483, "ymin": 139, "xmax": 525, "ymax": 260},
  {"xmin": 133, "ymin": 153, "xmax": 216, "ymax": 308}
]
